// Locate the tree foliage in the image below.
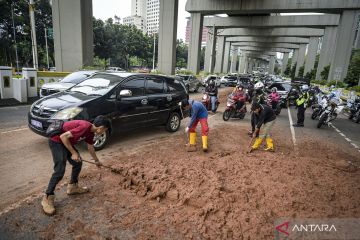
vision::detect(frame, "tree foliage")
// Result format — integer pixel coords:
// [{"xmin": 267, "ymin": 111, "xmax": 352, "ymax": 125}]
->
[
  {"xmin": 345, "ymin": 49, "xmax": 360, "ymax": 86},
  {"xmin": 321, "ymin": 65, "xmax": 330, "ymax": 81},
  {"xmin": 0, "ymin": 0, "xmax": 53, "ymax": 69}
]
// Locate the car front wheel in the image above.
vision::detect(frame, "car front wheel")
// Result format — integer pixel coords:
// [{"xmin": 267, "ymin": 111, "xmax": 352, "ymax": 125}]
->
[
  {"xmin": 93, "ymin": 130, "xmax": 110, "ymax": 151},
  {"xmin": 166, "ymin": 112, "xmax": 181, "ymax": 132}
]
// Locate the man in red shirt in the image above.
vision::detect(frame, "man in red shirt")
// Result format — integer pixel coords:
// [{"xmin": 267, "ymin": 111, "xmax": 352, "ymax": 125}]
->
[{"xmin": 41, "ymin": 116, "xmax": 111, "ymax": 215}]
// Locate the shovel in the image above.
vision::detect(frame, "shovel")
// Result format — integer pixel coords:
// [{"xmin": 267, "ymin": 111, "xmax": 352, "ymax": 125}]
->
[{"xmin": 81, "ymin": 159, "xmax": 122, "ymax": 174}]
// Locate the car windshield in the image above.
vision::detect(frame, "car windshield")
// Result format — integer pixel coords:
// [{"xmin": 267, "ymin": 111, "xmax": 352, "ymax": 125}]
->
[
  {"xmin": 60, "ymin": 72, "xmax": 93, "ymax": 84},
  {"xmin": 70, "ymin": 74, "xmax": 123, "ymax": 96},
  {"xmin": 271, "ymin": 83, "xmax": 292, "ymax": 92}
]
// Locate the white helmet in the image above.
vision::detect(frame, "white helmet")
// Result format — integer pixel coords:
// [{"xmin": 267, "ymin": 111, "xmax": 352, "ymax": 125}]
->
[
  {"xmin": 254, "ymin": 81, "xmax": 264, "ymax": 90},
  {"xmin": 301, "ymin": 85, "xmax": 309, "ymax": 91}
]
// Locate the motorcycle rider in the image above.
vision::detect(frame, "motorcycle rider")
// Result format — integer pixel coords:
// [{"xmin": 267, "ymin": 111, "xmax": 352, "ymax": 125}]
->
[
  {"xmin": 269, "ymin": 87, "xmax": 280, "ymax": 110},
  {"xmin": 181, "ymin": 99, "xmax": 209, "ymax": 152},
  {"xmin": 249, "ymin": 102, "xmax": 276, "ymax": 152},
  {"xmin": 232, "ymin": 83, "xmax": 247, "ymax": 111},
  {"xmin": 205, "ymin": 79, "xmax": 218, "ymax": 113},
  {"xmin": 248, "ymin": 81, "xmax": 266, "ymax": 136},
  {"xmin": 293, "ymin": 85, "xmax": 310, "ymax": 127}
]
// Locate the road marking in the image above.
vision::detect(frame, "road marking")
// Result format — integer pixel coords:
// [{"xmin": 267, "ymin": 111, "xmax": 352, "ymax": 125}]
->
[
  {"xmin": 208, "ymin": 113, "xmax": 217, "ymax": 119},
  {"xmin": 351, "ymin": 143, "xmax": 359, "ymax": 149},
  {"xmin": 329, "ymin": 123, "xmax": 360, "ymax": 153},
  {"xmin": 287, "ymin": 107, "xmax": 297, "ymax": 147},
  {"xmin": 0, "ymin": 127, "xmax": 28, "ymax": 134}
]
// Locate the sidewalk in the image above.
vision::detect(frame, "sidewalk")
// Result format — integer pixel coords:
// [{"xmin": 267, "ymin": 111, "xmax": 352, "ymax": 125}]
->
[{"xmin": 0, "ymin": 97, "xmax": 39, "ymax": 108}]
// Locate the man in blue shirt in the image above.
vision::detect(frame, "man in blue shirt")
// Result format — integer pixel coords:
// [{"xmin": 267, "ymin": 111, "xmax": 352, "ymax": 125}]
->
[{"xmin": 181, "ymin": 99, "xmax": 209, "ymax": 152}]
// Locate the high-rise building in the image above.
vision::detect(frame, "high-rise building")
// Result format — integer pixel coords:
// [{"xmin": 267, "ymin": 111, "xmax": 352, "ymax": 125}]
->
[
  {"xmin": 185, "ymin": 17, "xmax": 208, "ymax": 46},
  {"xmin": 123, "ymin": 15, "xmax": 147, "ymax": 33},
  {"xmin": 124, "ymin": 0, "xmax": 159, "ymax": 35},
  {"xmin": 131, "ymin": 0, "xmax": 146, "ymax": 17},
  {"xmin": 146, "ymin": 0, "xmax": 160, "ymax": 35}
]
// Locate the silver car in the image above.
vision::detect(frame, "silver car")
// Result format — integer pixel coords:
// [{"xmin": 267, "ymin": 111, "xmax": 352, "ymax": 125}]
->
[{"xmin": 40, "ymin": 70, "xmax": 98, "ymax": 98}]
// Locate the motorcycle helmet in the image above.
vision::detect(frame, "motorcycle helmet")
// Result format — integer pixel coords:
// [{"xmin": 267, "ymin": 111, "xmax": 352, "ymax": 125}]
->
[
  {"xmin": 236, "ymin": 83, "xmax": 244, "ymax": 91},
  {"xmin": 254, "ymin": 81, "xmax": 264, "ymax": 90},
  {"xmin": 209, "ymin": 79, "xmax": 215, "ymax": 86},
  {"xmin": 271, "ymin": 87, "xmax": 277, "ymax": 93},
  {"xmin": 301, "ymin": 85, "xmax": 309, "ymax": 91}
]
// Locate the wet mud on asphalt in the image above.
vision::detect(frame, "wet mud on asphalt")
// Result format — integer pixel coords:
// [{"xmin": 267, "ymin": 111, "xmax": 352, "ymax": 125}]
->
[{"xmin": 1, "ymin": 90, "xmax": 360, "ymax": 239}]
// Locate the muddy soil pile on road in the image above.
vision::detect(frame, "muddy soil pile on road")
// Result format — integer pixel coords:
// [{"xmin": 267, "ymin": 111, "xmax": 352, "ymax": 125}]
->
[{"xmin": 2, "ymin": 121, "xmax": 360, "ymax": 239}]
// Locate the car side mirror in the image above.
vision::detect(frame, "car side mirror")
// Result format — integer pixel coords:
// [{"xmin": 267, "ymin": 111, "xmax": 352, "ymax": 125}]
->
[{"xmin": 119, "ymin": 89, "xmax": 132, "ymax": 98}]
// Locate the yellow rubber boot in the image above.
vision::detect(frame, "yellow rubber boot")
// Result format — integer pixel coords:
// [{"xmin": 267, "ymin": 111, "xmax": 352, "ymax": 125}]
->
[
  {"xmin": 264, "ymin": 138, "xmax": 274, "ymax": 151},
  {"xmin": 202, "ymin": 136, "xmax": 208, "ymax": 152},
  {"xmin": 251, "ymin": 138, "xmax": 263, "ymax": 152},
  {"xmin": 187, "ymin": 132, "xmax": 197, "ymax": 152}
]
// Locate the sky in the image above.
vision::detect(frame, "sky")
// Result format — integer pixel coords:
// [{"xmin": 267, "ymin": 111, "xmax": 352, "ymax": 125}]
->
[{"xmin": 92, "ymin": 0, "xmax": 190, "ymax": 40}]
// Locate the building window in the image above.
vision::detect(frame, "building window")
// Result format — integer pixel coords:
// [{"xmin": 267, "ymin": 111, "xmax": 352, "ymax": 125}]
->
[{"xmin": 30, "ymin": 77, "xmax": 35, "ymax": 87}]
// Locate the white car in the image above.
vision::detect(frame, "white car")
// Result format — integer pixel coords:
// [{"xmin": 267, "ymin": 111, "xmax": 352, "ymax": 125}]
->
[
  {"xmin": 40, "ymin": 70, "xmax": 97, "ymax": 98},
  {"xmin": 203, "ymin": 75, "xmax": 221, "ymax": 87},
  {"xmin": 220, "ymin": 75, "xmax": 229, "ymax": 84}
]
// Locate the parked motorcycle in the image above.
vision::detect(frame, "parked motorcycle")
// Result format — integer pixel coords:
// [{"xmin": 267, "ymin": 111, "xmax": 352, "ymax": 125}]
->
[
  {"xmin": 286, "ymin": 88, "xmax": 299, "ymax": 106},
  {"xmin": 223, "ymin": 93, "xmax": 247, "ymax": 121},
  {"xmin": 317, "ymin": 98, "xmax": 345, "ymax": 128},
  {"xmin": 202, "ymin": 92, "xmax": 219, "ymax": 112},
  {"xmin": 311, "ymin": 96, "xmax": 328, "ymax": 120},
  {"xmin": 348, "ymin": 98, "xmax": 360, "ymax": 123}
]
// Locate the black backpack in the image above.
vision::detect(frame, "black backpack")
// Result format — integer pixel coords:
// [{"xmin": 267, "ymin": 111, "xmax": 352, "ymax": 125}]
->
[{"xmin": 46, "ymin": 120, "xmax": 64, "ymax": 137}]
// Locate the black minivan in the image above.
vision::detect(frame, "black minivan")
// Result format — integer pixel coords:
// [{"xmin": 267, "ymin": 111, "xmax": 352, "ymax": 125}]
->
[{"xmin": 28, "ymin": 72, "xmax": 188, "ymax": 150}]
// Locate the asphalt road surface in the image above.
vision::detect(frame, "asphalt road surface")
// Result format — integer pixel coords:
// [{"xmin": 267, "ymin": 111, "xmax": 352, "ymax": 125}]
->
[{"xmin": 0, "ymin": 88, "xmax": 359, "ymax": 212}]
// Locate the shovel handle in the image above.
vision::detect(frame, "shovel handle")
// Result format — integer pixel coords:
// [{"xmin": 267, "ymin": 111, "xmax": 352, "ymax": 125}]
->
[{"xmin": 81, "ymin": 159, "xmax": 113, "ymax": 170}]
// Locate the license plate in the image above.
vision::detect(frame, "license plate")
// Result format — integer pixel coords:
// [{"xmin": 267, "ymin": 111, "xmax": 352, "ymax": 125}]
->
[{"xmin": 31, "ymin": 119, "xmax": 43, "ymax": 129}]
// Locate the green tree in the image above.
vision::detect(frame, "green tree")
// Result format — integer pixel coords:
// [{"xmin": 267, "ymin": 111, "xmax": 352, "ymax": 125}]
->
[
  {"xmin": 176, "ymin": 39, "xmax": 188, "ymax": 68},
  {"xmin": 321, "ymin": 65, "xmax": 330, "ymax": 80},
  {"xmin": 345, "ymin": 49, "xmax": 360, "ymax": 86},
  {"xmin": 284, "ymin": 58, "xmax": 292, "ymax": 77},
  {"xmin": 0, "ymin": 0, "xmax": 54, "ymax": 69},
  {"xmin": 298, "ymin": 65, "xmax": 305, "ymax": 78}
]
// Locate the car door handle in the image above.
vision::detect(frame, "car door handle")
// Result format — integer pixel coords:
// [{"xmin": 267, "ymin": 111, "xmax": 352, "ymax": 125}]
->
[{"xmin": 141, "ymin": 99, "xmax": 148, "ymax": 105}]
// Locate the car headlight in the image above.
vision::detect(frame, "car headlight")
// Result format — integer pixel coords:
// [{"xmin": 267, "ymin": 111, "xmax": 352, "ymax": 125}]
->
[{"xmin": 52, "ymin": 107, "xmax": 83, "ymax": 120}]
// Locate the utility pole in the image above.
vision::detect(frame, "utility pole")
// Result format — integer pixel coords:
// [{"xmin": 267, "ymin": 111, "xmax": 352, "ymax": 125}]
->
[
  {"xmin": 44, "ymin": 28, "xmax": 49, "ymax": 70},
  {"xmin": 29, "ymin": 0, "xmax": 38, "ymax": 69},
  {"xmin": 152, "ymin": 33, "xmax": 156, "ymax": 71},
  {"xmin": 11, "ymin": 3, "xmax": 20, "ymax": 72},
  {"xmin": 209, "ymin": 24, "xmax": 215, "ymax": 73}
]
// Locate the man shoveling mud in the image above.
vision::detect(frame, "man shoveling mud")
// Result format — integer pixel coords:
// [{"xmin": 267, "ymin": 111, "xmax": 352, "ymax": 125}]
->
[
  {"xmin": 41, "ymin": 116, "xmax": 111, "ymax": 215},
  {"xmin": 181, "ymin": 99, "xmax": 209, "ymax": 152},
  {"xmin": 249, "ymin": 103, "xmax": 276, "ymax": 153}
]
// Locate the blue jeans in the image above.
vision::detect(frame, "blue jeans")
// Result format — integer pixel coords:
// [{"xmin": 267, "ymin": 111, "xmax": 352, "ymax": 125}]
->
[
  {"xmin": 45, "ymin": 140, "xmax": 82, "ymax": 195},
  {"xmin": 210, "ymin": 96, "xmax": 217, "ymax": 112}
]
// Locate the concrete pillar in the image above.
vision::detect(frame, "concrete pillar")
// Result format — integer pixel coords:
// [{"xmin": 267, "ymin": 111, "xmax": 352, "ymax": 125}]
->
[
  {"xmin": 304, "ymin": 37, "xmax": 319, "ymax": 76},
  {"xmin": 230, "ymin": 45, "xmax": 238, "ymax": 73},
  {"xmin": 204, "ymin": 34, "xmax": 212, "ymax": 72},
  {"xmin": 22, "ymin": 68, "xmax": 38, "ymax": 97},
  {"xmin": 187, "ymin": 12, "xmax": 203, "ymax": 74},
  {"xmin": 244, "ymin": 57, "xmax": 249, "ymax": 73},
  {"xmin": 248, "ymin": 59, "xmax": 254, "ymax": 73},
  {"xmin": 222, "ymin": 42, "xmax": 230, "ymax": 73},
  {"xmin": 316, "ymin": 27, "xmax": 337, "ymax": 80},
  {"xmin": 0, "ymin": 66, "xmax": 13, "ymax": 99},
  {"xmin": 158, "ymin": 0, "xmax": 178, "ymax": 75},
  {"xmin": 239, "ymin": 52, "xmax": 247, "ymax": 74},
  {"xmin": 52, "ymin": 0, "xmax": 93, "ymax": 72},
  {"xmin": 292, "ymin": 49, "xmax": 299, "ymax": 68},
  {"xmin": 13, "ymin": 78, "xmax": 27, "ymax": 103},
  {"xmin": 269, "ymin": 56, "xmax": 276, "ymax": 74},
  {"xmin": 282, "ymin": 52, "xmax": 289, "ymax": 75},
  {"xmin": 295, "ymin": 44, "xmax": 307, "ymax": 77},
  {"xmin": 214, "ymin": 36, "xmax": 225, "ymax": 73},
  {"xmin": 329, "ymin": 10, "xmax": 360, "ymax": 81}
]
